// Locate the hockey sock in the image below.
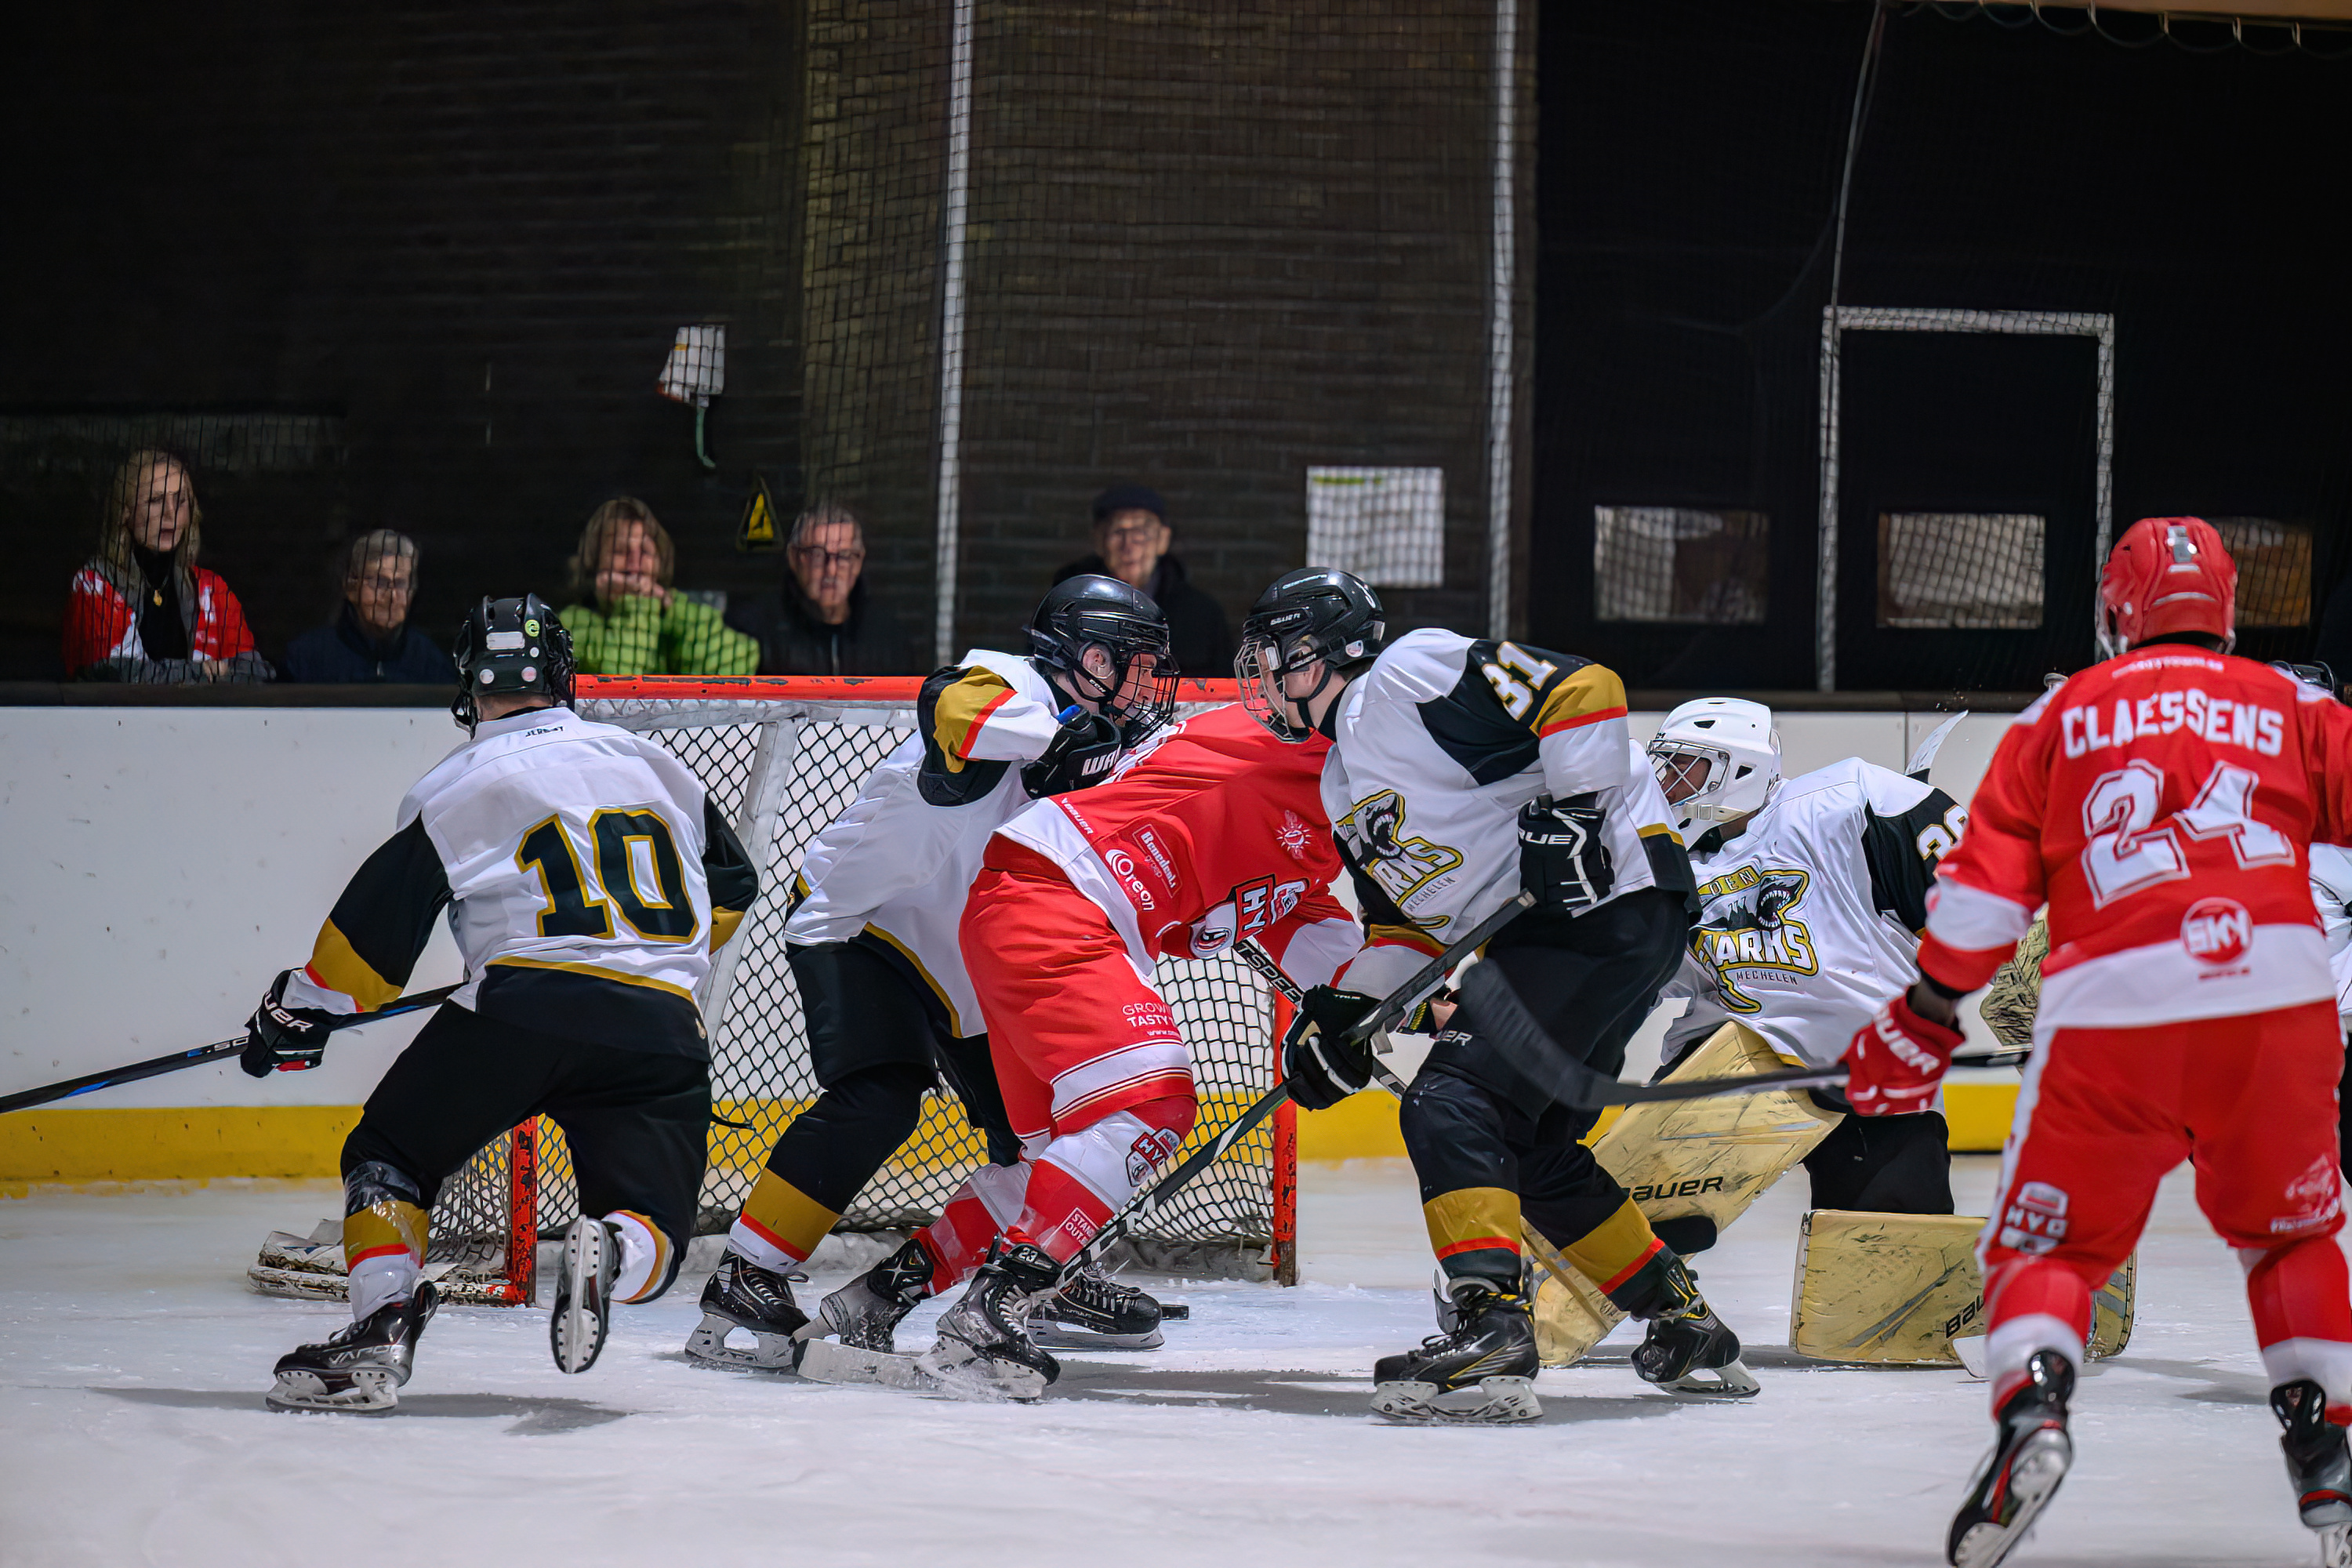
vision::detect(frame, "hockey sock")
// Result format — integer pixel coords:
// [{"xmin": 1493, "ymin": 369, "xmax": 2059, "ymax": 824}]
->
[
  {"xmin": 1983, "ymin": 1256, "xmax": 2092, "ymax": 1414},
  {"xmin": 731, "ymin": 1064, "xmax": 933, "ymax": 1271},
  {"xmin": 730, "ymin": 1170, "xmax": 844, "ymax": 1274},
  {"xmin": 605, "ymin": 1210, "xmax": 674, "ymax": 1303},
  {"xmin": 1012, "ymin": 1096, "xmax": 1196, "ymax": 1266},
  {"xmin": 1421, "ymin": 1185, "xmax": 1526, "ymax": 1284},
  {"xmin": 915, "ymin": 1160, "xmax": 1033, "ymax": 1290},
  {"xmin": 2245, "ymin": 1236, "xmax": 2352, "ymax": 1411},
  {"xmin": 342, "ymin": 1160, "xmax": 428, "ymax": 1320},
  {"xmin": 1553, "ymin": 1197, "xmax": 1667, "ymax": 1306}
]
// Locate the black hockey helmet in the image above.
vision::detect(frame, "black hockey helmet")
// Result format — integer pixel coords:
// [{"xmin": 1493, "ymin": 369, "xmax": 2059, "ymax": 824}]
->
[
  {"xmin": 1028, "ymin": 574, "xmax": 1179, "ymax": 746},
  {"xmin": 1236, "ymin": 567, "xmax": 1385, "ymax": 742},
  {"xmin": 451, "ymin": 593, "xmax": 574, "ymax": 733}
]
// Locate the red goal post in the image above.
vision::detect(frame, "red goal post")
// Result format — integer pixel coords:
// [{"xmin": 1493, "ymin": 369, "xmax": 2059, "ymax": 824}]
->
[{"xmin": 249, "ymin": 676, "xmax": 1301, "ymax": 1305}]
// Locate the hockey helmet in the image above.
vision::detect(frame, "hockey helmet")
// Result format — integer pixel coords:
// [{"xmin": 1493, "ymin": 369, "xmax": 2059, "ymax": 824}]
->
[
  {"xmin": 1028, "ymin": 574, "xmax": 1178, "ymax": 746},
  {"xmin": 2098, "ymin": 516, "xmax": 2235, "ymax": 658},
  {"xmin": 452, "ymin": 593, "xmax": 573, "ymax": 733},
  {"xmin": 1236, "ymin": 567, "xmax": 1385, "ymax": 742},
  {"xmin": 1647, "ymin": 697, "xmax": 1780, "ymax": 831}
]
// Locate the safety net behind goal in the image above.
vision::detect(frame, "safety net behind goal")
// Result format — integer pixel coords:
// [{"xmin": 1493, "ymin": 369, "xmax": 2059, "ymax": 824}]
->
[{"xmin": 252, "ymin": 678, "xmax": 1298, "ymax": 1305}]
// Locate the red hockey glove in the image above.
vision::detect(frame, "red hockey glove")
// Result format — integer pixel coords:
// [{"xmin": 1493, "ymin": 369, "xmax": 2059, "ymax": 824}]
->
[{"xmin": 1843, "ymin": 991, "xmax": 1963, "ymax": 1116}]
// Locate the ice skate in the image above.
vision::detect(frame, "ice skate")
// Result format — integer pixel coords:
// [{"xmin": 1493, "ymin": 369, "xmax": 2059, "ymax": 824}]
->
[
  {"xmin": 1372, "ymin": 1278, "xmax": 1542, "ymax": 1424},
  {"xmin": 550, "ymin": 1215, "xmax": 618, "ymax": 1374},
  {"xmin": 1947, "ymin": 1349, "xmax": 2074, "ymax": 1568},
  {"xmin": 1029, "ymin": 1261, "xmax": 1169, "ymax": 1349},
  {"xmin": 2274, "ymin": 1379, "xmax": 2352, "ymax": 1567},
  {"xmin": 809, "ymin": 1236, "xmax": 935, "ymax": 1351},
  {"xmin": 916, "ymin": 1234, "xmax": 1064, "ymax": 1402},
  {"xmin": 1629, "ymin": 1255, "xmax": 1757, "ymax": 1397},
  {"xmin": 266, "ymin": 1280, "xmax": 438, "ymax": 1414},
  {"xmin": 684, "ymin": 1251, "xmax": 808, "ymax": 1370}
]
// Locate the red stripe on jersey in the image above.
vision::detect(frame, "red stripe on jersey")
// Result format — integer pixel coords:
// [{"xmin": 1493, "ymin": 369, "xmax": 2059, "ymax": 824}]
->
[
  {"xmin": 1435, "ymin": 1234, "xmax": 1523, "ymax": 1260},
  {"xmin": 1597, "ymin": 1237, "xmax": 1666, "ymax": 1294},
  {"xmin": 956, "ymin": 688, "xmax": 1018, "ymax": 757},
  {"xmin": 1539, "ymin": 704, "xmax": 1628, "ymax": 737}
]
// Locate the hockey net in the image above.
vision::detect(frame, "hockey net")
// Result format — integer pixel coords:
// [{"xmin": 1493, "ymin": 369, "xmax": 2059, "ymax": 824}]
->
[{"xmin": 250, "ymin": 677, "xmax": 1298, "ymax": 1306}]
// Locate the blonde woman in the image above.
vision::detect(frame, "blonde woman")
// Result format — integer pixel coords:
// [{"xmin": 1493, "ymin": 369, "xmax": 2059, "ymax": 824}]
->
[
  {"xmin": 558, "ymin": 497, "xmax": 757, "ymax": 677},
  {"xmin": 64, "ymin": 448, "xmax": 270, "ymax": 682}
]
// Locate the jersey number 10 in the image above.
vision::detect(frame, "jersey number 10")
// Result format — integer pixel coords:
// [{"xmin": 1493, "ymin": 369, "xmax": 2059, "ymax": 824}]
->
[{"xmin": 516, "ymin": 810, "xmax": 699, "ymax": 942}]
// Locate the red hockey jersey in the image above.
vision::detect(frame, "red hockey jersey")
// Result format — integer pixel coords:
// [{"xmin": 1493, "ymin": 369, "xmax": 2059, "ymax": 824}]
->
[
  {"xmin": 1921, "ymin": 645, "xmax": 2352, "ymax": 1032},
  {"xmin": 995, "ymin": 702, "xmax": 1359, "ymax": 987}
]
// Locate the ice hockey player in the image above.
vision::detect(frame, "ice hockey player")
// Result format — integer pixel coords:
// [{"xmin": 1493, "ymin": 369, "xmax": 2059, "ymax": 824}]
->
[
  {"xmin": 1844, "ymin": 518, "xmax": 2352, "ymax": 1568},
  {"xmin": 1648, "ymin": 696, "xmax": 1969, "ymax": 1243},
  {"xmin": 246, "ymin": 595, "xmax": 760, "ymax": 1412},
  {"xmin": 1235, "ymin": 567, "xmax": 1748, "ymax": 1423},
  {"xmin": 689, "ymin": 576, "xmax": 1182, "ymax": 1371},
  {"xmin": 894, "ymin": 700, "xmax": 1359, "ymax": 1398}
]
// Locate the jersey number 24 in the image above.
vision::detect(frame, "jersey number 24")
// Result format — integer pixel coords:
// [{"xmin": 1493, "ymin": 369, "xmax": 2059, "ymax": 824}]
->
[
  {"xmin": 2080, "ymin": 759, "xmax": 2294, "ymax": 907},
  {"xmin": 516, "ymin": 809, "xmax": 699, "ymax": 942}
]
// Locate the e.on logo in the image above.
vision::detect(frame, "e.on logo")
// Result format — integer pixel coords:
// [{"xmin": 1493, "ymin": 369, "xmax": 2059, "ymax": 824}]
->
[{"xmin": 2180, "ymin": 896, "xmax": 2252, "ymax": 965}]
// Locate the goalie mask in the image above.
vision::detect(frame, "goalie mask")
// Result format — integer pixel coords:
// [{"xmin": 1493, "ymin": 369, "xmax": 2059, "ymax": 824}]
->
[
  {"xmin": 1647, "ymin": 697, "xmax": 1780, "ymax": 833},
  {"xmin": 1236, "ymin": 567, "xmax": 1385, "ymax": 743},
  {"xmin": 452, "ymin": 593, "xmax": 574, "ymax": 734},
  {"xmin": 1027, "ymin": 575, "xmax": 1179, "ymax": 747}
]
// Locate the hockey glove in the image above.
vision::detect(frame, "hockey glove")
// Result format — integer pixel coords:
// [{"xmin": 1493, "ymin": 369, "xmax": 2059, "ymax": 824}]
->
[
  {"xmin": 1519, "ymin": 793, "xmax": 1613, "ymax": 913},
  {"xmin": 1280, "ymin": 985, "xmax": 1382, "ymax": 1111},
  {"xmin": 1842, "ymin": 990, "xmax": 1963, "ymax": 1116},
  {"xmin": 1022, "ymin": 707, "xmax": 1123, "ymax": 799},
  {"xmin": 241, "ymin": 970, "xmax": 335, "ymax": 1077}
]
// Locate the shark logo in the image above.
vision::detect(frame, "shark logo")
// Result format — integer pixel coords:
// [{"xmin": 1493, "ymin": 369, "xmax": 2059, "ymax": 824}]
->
[{"xmin": 1690, "ymin": 864, "xmax": 1818, "ymax": 1012}]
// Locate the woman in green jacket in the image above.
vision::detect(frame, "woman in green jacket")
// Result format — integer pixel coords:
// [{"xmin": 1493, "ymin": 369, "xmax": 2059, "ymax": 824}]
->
[{"xmin": 560, "ymin": 496, "xmax": 759, "ymax": 676}]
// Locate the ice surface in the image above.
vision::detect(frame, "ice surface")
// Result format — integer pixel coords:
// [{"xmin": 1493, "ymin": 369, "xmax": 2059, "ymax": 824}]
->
[{"xmin": 0, "ymin": 1156, "xmax": 2320, "ymax": 1567}]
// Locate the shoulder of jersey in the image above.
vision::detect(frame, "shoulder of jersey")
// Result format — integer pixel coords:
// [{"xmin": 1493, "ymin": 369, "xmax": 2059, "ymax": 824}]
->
[
  {"xmin": 953, "ymin": 647, "xmax": 1044, "ymax": 691},
  {"xmin": 1360, "ymin": 626, "xmax": 1476, "ymax": 701}
]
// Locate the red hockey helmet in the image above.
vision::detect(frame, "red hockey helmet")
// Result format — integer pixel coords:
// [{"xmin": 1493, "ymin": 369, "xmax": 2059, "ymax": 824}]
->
[{"xmin": 2098, "ymin": 516, "xmax": 2236, "ymax": 657}]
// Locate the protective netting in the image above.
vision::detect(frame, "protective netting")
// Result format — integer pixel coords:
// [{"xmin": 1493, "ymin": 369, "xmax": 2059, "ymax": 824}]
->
[{"xmin": 424, "ymin": 697, "xmax": 1287, "ymax": 1283}]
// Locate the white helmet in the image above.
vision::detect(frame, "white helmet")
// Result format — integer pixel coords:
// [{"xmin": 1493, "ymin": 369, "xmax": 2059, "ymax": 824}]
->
[{"xmin": 1648, "ymin": 698, "xmax": 1780, "ymax": 831}]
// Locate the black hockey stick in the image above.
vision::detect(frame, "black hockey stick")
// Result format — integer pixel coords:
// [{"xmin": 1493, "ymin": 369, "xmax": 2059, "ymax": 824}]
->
[
  {"xmin": 1058, "ymin": 891, "xmax": 1537, "ymax": 1285},
  {"xmin": 1458, "ymin": 962, "xmax": 2024, "ymax": 1112},
  {"xmin": 0, "ymin": 984, "xmax": 461, "ymax": 1116}
]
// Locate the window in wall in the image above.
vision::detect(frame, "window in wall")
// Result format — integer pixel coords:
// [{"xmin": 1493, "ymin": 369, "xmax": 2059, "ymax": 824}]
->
[
  {"xmin": 1592, "ymin": 506, "xmax": 1769, "ymax": 623},
  {"xmin": 1305, "ymin": 467, "xmax": 1444, "ymax": 587},
  {"xmin": 2211, "ymin": 517, "xmax": 2312, "ymax": 627},
  {"xmin": 1876, "ymin": 512, "xmax": 2045, "ymax": 630}
]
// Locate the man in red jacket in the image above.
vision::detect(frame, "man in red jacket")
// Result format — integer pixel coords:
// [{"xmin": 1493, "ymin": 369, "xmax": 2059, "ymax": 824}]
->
[
  {"xmin": 908, "ymin": 703, "xmax": 1356, "ymax": 1397},
  {"xmin": 1849, "ymin": 517, "xmax": 2352, "ymax": 1568}
]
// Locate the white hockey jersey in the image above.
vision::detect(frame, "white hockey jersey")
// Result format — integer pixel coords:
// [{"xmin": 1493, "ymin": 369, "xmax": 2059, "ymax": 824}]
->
[
  {"xmin": 783, "ymin": 650, "xmax": 1071, "ymax": 1037},
  {"xmin": 1322, "ymin": 629, "xmax": 1692, "ymax": 998},
  {"xmin": 283, "ymin": 706, "xmax": 760, "ymax": 1058},
  {"xmin": 1659, "ymin": 757, "xmax": 1965, "ymax": 1069},
  {"xmin": 2308, "ymin": 842, "xmax": 2352, "ymax": 1019}
]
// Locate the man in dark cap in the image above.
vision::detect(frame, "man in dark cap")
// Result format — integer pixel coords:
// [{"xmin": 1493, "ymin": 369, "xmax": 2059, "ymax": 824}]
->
[{"xmin": 1052, "ymin": 484, "xmax": 1231, "ymax": 678}]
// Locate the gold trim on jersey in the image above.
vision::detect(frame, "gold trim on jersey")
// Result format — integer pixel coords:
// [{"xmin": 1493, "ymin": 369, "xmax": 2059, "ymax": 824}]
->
[
  {"xmin": 484, "ymin": 956, "xmax": 698, "ymax": 1003},
  {"xmin": 1638, "ymin": 822, "xmax": 1686, "ymax": 846},
  {"xmin": 304, "ymin": 920, "xmax": 403, "ymax": 1011},
  {"xmin": 343, "ymin": 1199, "xmax": 429, "ymax": 1268},
  {"xmin": 929, "ymin": 667, "xmax": 1017, "ymax": 772},
  {"xmin": 1423, "ymin": 1185, "xmax": 1523, "ymax": 1261},
  {"xmin": 863, "ymin": 921, "xmax": 967, "ymax": 1037},
  {"xmin": 1534, "ymin": 663, "xmax": 1628, "ymax": 737},
  {"xmin": 738, "ymin": 1171, "xmax": 844, "ymax": 1263},
  {"xmin": 710, "ymin": 906, "xmax": 746, "ymax": 951}
]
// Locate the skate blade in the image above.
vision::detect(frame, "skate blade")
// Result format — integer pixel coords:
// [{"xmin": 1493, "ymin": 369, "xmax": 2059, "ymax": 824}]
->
[
  {"xmin": 2319, "ymin": 1520, "xmax": 2352, "ymax": 1568},
  {"xmin": 1662, "ymin": 1357, "xmax": 1760, "ymax": 1399},
  {"xmin": 915, "ymin": 1345, "xmax": 1051, "ymax": 1404},
  {"xmin": 798, "ymin": 1337, "xmax": 938, "ymax": 1392},
  {"xmin": 1371, "ymin": 1376, "xmax": 1542, "ymax": 1425},
  {"xmin": 550, "ymin": 1219, "xmax": 612, "ymax": 1374},
  {"xmin": 684, "ymin": 1314, "xmax": 804, "ymax": 1372},
  {"xmin": 1029, "ymin": 1323, "xmax": 1165, "ymax": 1351},
  {"xmin": 266, "ymin": 1368, "xmax": 399, "ymax": 1415},
  {"xmin": 1158, "ymin": 1302, "xmax": 1189, "ymax": 1320},
  {"xmin": 1952, "ymin": 1335, "xmax": 1989, "ymax": 1380},
  {"xmin": 1950, "ymin": 1432, "xmax": 2071, "ymax": 1568}
]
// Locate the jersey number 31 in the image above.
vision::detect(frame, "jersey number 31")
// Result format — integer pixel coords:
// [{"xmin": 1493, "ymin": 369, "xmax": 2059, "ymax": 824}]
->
[{"xmin": 516, "ymin": 810, "xmax": 699, "ymax": 942}]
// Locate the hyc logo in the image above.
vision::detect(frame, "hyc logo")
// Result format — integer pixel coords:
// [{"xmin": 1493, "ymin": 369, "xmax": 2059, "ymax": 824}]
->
[{"xmin": 2180, "ymin": 896, "xmax": 2251, "ymax": 966}]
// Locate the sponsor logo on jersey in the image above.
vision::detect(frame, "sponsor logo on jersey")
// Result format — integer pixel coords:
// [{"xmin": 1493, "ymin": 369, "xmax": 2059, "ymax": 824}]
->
[
  {"xmin": 1276, "ymin": 809, "xmax": 1317, "ymax": 863},
  {"xmin": 1337, "ymin": 791, "xmax": 1463, "ymax": 909},
  {"xmin": 1999, "ymin": 1179, "xmax": 2070, "ymax": 1254},
  {"xmin": 2060, "ymin": 688, "xmax": 2285, "ymax": 759},
  {"xmin": 1135, "ymin": 828, "xmax": 1181, "ymax": 891},
  {"xmin": 1105, "ymin": 848, "xmax": 1155, "ymax": 911},
  {"xmin": 2180, "ymin": 896, "xmax": 2252, "ymax": 966},
  {"xmin": 1124, "ymin": 1126, "xmax": 1184, "ymax": 1187},
  {"xmin": 1688, "ymin": 865, "xmax": 1818, "ymax": 1011},
  {"xmin": 1187, "ymin": 876, "xmax": 1308, "ymax": 957}
]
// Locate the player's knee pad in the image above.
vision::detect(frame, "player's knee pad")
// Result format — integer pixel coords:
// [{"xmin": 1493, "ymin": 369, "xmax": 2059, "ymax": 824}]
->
[
  {"xmin": 1040, "ymin": 1094, "xmax": 1196, "ymax": 1209},
  {"xmin": 809, "ymin": 1061, "xmax": 933, "ymax": 1144},
  {"xmin": 1398, "ymin": 1069, "xmax": 1504, "ymax": 1178}
]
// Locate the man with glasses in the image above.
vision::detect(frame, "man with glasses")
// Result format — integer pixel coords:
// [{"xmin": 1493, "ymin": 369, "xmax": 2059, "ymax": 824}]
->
[
  {"xmin": 1052, "ymin": 484, "xmax": 1232, "ymax": 677},
  {"xmin": 727, "ymin": 503, "xmax": 916, "ymax": 674}
]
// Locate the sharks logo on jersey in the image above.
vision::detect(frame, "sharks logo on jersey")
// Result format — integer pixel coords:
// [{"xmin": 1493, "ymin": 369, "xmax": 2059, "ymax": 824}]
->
[
  {"xmin": 1336, "ymin": 789, "xmax": 1465, "ymax": 911},
  {"xmin": 1690, "ymin": 864, "xmax": 1819, "ymax": 1012}
]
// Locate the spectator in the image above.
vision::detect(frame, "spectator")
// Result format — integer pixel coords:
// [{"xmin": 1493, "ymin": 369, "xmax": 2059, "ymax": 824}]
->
[
  {"xmin": 726, "ymin": 503, "xmax": 916, "ymax": 674},
  {"xmin": 64, "ymin": 448, "xmax": 270, "ymax": 683},
  {"xmin": 559, "ymin": 496, "xmax": 759, "ymax": 676},
  {"xmin": 1052, "ymin": 484, "xmax": 1230, "ymax": 677},
  {"xmin": 280, "ymin": 530, "xmax": 450, "ymax": 684}
]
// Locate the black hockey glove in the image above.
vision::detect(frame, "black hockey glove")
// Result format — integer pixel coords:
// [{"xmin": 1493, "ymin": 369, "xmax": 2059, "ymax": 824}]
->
[
  {"xmin": 241, "ymin": 970, "xmax": 335, "ymax": 1077},
  {"xmin": 1280, "ymin": 985, "xmax": 1382, "ymax": 1111},
  {"xmin": 1519, "ymin": 793, "xmax": 1613, "ymax": 913},
  {"xmin": 1022, "ymin": 707, "xmax": 1123, "ymax": 799}
]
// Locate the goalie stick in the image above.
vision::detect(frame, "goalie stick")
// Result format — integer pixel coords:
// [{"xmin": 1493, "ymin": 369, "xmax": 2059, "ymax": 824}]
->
[
  {"xmin": 0, "ymin": 984, "xmax": 460, "ymax": 1116},
  {"xmin": 1456, "ymin": 962, "xmax": 2024, "ymax": 1112}
]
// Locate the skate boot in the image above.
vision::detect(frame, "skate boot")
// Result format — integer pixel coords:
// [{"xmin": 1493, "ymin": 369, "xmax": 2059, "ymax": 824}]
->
[
  {"xmin": 267, "ymin": 1280, "xmax": 438, "ymax": 1414},
  {"xmin": 2273, "ymin": 1379, "xmax": 2352, "ymax": 1568},
  {"xmin": 1629, "ymin": 1254, "xmax": 1758, "ymax": 1397},
  {"xmin": 811, "ymin": 1236, "xmax": 935, "ymax": 1352},
  {"xmin": 916, "ymin": 1233, "xmax": 1065, "ymax": 1401},
  {"xmin": 550, "ymin": 1215, "xmax": 619, "ymax": 1374},
  {"xmin": 1030, "ymin": 1261, "xmax": 1168, "ymax": 1349},
  {"xmin": 684, "ymin": 1250, "xmax": 809, "ymax": 1370},
  {"xmin": 1372, "ymin": 1277, "xmax": 1542, "ymax": 1424},
  {"xmin": 1947, "ymin": 1349, "xmax": 2074, "ymax": 1568}
]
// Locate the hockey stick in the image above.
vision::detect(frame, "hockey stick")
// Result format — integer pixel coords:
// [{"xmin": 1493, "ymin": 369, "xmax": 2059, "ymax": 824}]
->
[
  {"xmin": 1457, "ymin": 962, "xmax": 2024, "ymax": 1112},
  {"xmin": 0, "ymin": 984, "xmax": 461, "ymax": 1116},
  {"xmin": 1056, "ymin": 891, "xmax": 1538, "ymax": 1285}
]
